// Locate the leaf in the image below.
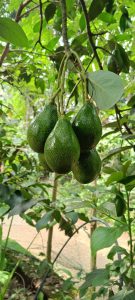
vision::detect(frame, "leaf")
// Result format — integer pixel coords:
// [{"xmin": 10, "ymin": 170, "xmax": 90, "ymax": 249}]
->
[
  {"xmin": 89, "ymin": 0, "xmax": 108, "ymax": 21},
  {"xmin": 2, "ymin": 239, "xmax": 31, "ymax": 255},
  {"xmin": 99, "ymin": 12, "xmax": 116, "ymax": 24},
  {"xmin": 107, "ymin": 245, "xmax": 128, "ymax": 260},
  {"xmin": 80, "ymin": 269, "xmax": 109, "ymax": 297},
  {"xmin": 91, "ymin": 226, "xmax": 125, "ymax": 255},
  {"xmin": 0, "ymin": 271, "xmax": 10, "ymax": 285},
  {"xmin": 106, "ymin": 171, "xmax": 124, "ymax": 186},
  {"xmin": 0, "ymin": 18, "xmax": 28, "ymax": 47},
  {"xmin": 0, "ymin": 205, "xmax": 9, "ymax": 217},
  {"xmin": 36, "ymin": 211, "xmax": 53, "ymax": 231},
  {"xmin": 8, "ymin": 199, "xmax": 41, "ymax": 217},
  {"xmin": 102, "ymin": 146, "xmax": 132, "ymax": 161},
  {"xmin": 128, "ymin": 95, "xmax": 135, "ymax": 107},
  {"xmin": 100, "ymin": 201, "xmax": 116, "ymax": 215},
  {"xmin": 110, "ymin": 289, "xmax": 135, "ymax": 300},
  {"xmin": 35, "ymin": 78, "xmax": 45, "ymax": 93},
  {"xmin": 87, "ymin": 71, "xmax": 124, "ymax": 110},
  {"xmin": 45, "ymin": 3, "xmax": 56, "ymax": 23},
  {"xmin": 79, "ymin": 14, "xmax": 86, "ymax": 31}
]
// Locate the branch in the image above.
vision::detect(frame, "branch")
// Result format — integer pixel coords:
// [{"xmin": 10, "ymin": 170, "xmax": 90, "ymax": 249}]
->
[
  {"xmin": 17, "ymin": 4, "xmax": 39, "ymax": 20},
  {"xmin": 96, "ymin": 46, "xmax": 112, "ymax": 56},
  {"xmin": 0, "ymin": 0, "xmax": 33, "ymax": 67},
  {"xmin": 79, "ymin": 0, "xmax": 103, "ymax": 70},
  {"xmin": 34, "ymin": 0, "xmax": 45, "ymax": 49},
  {"xmin": 92, "ymin": 30, "xmax": 108, "ymax": 36},
  {"xmin": 115, "ymin": 104, "xmax": 133, "ymax": 135},
  {"xmin": 60, "ymin": 0, "xmax": 70, "ymax": 52}
]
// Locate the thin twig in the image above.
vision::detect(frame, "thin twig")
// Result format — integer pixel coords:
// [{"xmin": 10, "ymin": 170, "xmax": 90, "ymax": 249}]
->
[
  {"xmin": 79, "ymin": 0, "xmax": 103, "ymax": 70},
  {"xmin": 34, "ymin": 0, "xmax": 47, "ymax": 49}
]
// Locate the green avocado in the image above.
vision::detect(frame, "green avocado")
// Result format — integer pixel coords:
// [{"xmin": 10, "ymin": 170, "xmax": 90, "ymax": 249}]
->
[
  {"xmin": 38, "ymin": 153, "xmax": 52, "ymax": 172},
  {"xmin": 72, "ymin": 101, "xmax": 102, "ymax": 151},
  {"xmin": 107, "ymin": 55, "xmax": 118, "ymax": 73},
  {"xmin": 72, "ymin": 149, "xmax": 101, "ymax": 184},
  {"xmin": 115, "ymin": 192, "xmax": 126, "ymax": 217},
  {"xmin": 27, "ymin": 103, "xmax": 58, "ymax": 153},
  {"xmin": 44, "ymin": 116, "xmax": 80, "ymax": 174}
]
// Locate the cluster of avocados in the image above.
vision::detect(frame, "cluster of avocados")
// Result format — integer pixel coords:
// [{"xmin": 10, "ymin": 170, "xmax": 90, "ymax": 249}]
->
[{"xmin": 27, "ymin": 100, "xmax": 102, "ymax": 184}]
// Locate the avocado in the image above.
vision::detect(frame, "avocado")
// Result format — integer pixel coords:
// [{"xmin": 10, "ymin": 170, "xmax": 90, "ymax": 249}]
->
[
  {"xmin": 27, "ymin": 103, "xmax": 58, "ymax": 153},
  {"xmin": 72, "ymin": 149, "xmax": 101, "ymax": 184},
  {"xmin": 72, "ymin": 101, "xmax": 102, "ymax": 151},
  {"xmin": 107, "ymin": 55, "xmax": 118, "ymax": 73},
  {"xmin": 38, "ymin": 153, "xmax": 52, "ymax": 172},
  {"xmin": 44, "ymin": 116, "xmax": 80, "ymax": 174},
  {"xmin": 115, "ymin": 192, "xmax": 126, "ymax": 217}
]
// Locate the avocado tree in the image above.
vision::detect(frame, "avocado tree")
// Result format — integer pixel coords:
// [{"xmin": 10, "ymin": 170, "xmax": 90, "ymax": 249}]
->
[{"xmin": 0, "ymin": 0, "xmax": 135, "ymax": 299}]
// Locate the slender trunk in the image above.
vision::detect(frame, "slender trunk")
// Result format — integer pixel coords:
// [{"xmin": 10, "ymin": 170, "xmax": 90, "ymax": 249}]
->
[
  {"xmin": 46, "ymin": 173, "xmax": 58, "ymax": 262},
  {"xmin": 89, "ymin": 208, "xmax": 97, "ymax": 271}
]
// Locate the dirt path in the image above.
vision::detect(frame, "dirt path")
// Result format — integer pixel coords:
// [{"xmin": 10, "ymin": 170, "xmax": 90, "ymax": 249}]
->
[{"xmin": 3, "ymin": 216, "xmax": 129, "ymax": 275}]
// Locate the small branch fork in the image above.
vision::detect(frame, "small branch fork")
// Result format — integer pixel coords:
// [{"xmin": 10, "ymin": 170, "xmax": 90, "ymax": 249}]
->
[
  {"xmin": 34, "ymin": 0, "xmax": 46, "ymax": 49},
  {"xmin": 79, "ymin": 0, "xmax": 103, "ymax": 70},
  {"xmin": 0, "ymin": 0, "xmax": 33, "ymax": 67}
]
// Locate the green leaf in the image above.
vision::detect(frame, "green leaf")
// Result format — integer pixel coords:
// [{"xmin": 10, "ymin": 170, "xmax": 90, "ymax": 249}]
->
[
  {"xmin": 0, "ymin": 205, "xmax": 9, "ymax": 217},
  {"xmin": 0, "ymin": 18, "xmax": 28, "ymax": 47},
  {"xmin": 87, "ymin": 71, "xmax": 124, "ymax": 110},
  {"xmin": 128, "ymin": 95, "xmax": 135, "ymax": 107},
  {"xmin": 35, "ymin": 78, "xmax": 45, "ymax": 93},
  {"xmin": 106, "ymin": 171, "xmax": 124, "ymax": 186},
  {"xmin": 89, "ymin": 0, "xmax": 108, "ymax": 21},
  {"xmin": 100, "ymin": 201, "xmax": 116, "ymax": 215},
  {"xmin": 99, "ymin": 12, "xmax": 116, "ymax": 24},
  {"xmin": 80, "ymin": 269, "xmax": 109, "ymax": 297},
  {"xmin": 36, "ymin": 211, "xmax": 53, "ymax": 231},
  {"xmin": 0, "ymin": 271, "xmax": 10, "ymax": 285},
  {"xmin": 110, "ymin": 289, "xmax": 135, "ymax": 300},
  {"xmin": 45, "ymin": 3, "xmax": 56, "ymax": 23},
  {"xmin": 107, "ymin": 245, "xmax": 128, "ymax": 260},
  {"xmin": 102, "ymin": 146, "xmax": 132, "ymax": 161},
  {"xmin": 2, "ymin": 239, "xmax": 31, "ymax": 255},
  {"xmin": 79, "ymin": 14, "xmax": 86, "ymax": 31},
  {"xmin": 91, "ymin": 226, "xmax": 125, "ymax": 255}
]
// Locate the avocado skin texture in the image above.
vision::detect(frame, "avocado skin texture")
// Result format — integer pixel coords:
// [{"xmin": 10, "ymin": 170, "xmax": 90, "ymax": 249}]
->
[
  {"xmin": 72, "ymin": 149, "xmax": 101, "ymax": 184},
  {"xmin": 27, "ymin": 103, "xmax": 58, "ymax": 153},
  {"xmin": 72, "ymin": 102, "xmax": 102, "ymax": 151},
  {"xmin": 44, "ymin": 116, "xmax": 80, "ymax": 174},
  {"xmin": 115, "ymin": 192, "xmax": 126, "ymax": 217},
  {"xmin": 38, "ymin": 153, "xmax": 52, "ymax": 172}
]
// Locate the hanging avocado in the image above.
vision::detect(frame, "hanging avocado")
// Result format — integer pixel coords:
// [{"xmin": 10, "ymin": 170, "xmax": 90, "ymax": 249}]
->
[
  {"xmin": 72, "ymin": 101, "xmax": 102, "ymax": 151},
  {"xmin": 115, "ymin": 191, "xmax": 126, "ymax": 217},
  {"xmin": 27, "ymin": 103, "xmax": 58, "ymax": 153},
  {"xmin": 72, "ymin": 149, "xmax": 101, "ymax": 184},
  {"xmin": 44, "ymin": 116, "xmax": 80, "ymax": 174}
]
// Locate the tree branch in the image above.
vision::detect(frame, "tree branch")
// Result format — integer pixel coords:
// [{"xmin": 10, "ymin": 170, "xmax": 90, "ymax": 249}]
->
[
  {"xmin": 60, "ymin": 0, "xmax": 70, "ymax": 52},
  {"xmin": 79, "ymin": 0, "xmax": 103, "ymax": 70},
  {"xmin": 0, "ymin": 0, "xmax": 33, "ymax": 67},
  {"xmin": 34, "ymin": 0, "xmax": 45, "ymax": 49}
]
